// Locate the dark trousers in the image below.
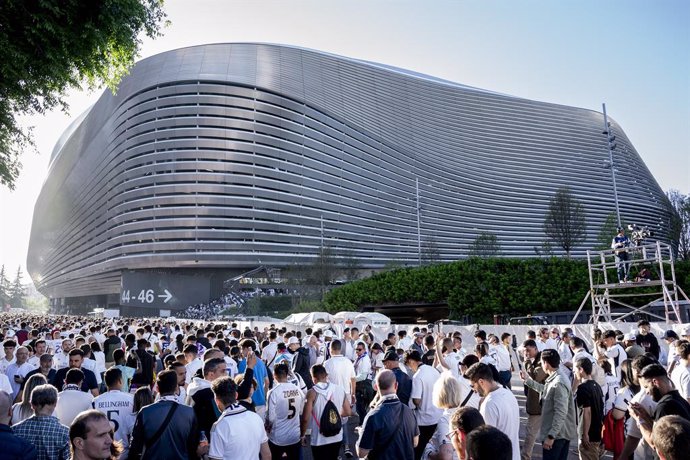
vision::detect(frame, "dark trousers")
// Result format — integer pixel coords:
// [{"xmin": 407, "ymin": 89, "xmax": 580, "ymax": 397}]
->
[
  {"xmin": 269, "ymin": 440, "xmax": 301, "ymax": 460},
  {"xmin": 311, "ymin": 441, "xmax": 342, "ymax": 460},
  {"xmin": 542, "ymin": 439, "xmax": 570, "ymax": 460},
  {"xmin": 499, "ymin": 370, "xmax": 512, "ymax": 389},
  {"xmin": 415, "ymin": 424, "xmax": 437, "ymax": 460},
  {"xmin": 355, "ymin": 379, "xmax": 375, "ymax": 425}
]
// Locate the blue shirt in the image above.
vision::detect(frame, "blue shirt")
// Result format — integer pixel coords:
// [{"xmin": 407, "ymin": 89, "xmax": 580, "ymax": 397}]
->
[
  {"xmin": 359, "ymin": 396, "xmax": 419, "ymax": 460},
  {"xmin": 238, "ymin": 359, "xmax": 269, "ymax": 406}
]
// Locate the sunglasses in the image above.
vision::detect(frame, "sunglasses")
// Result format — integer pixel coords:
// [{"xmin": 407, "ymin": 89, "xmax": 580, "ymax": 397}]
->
[{"xmin": 356, "ymin": 348, "xmax": 364, "ymax": 352}]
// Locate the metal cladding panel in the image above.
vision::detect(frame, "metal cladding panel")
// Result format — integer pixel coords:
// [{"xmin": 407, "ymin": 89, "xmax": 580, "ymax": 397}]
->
[{"xmin": 28, "ymin": 43, "xmax": 674, "ymax": 298}]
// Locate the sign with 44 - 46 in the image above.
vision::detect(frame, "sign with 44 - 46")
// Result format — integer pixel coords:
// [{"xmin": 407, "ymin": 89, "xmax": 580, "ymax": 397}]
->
[{"xmin": 120, "ymin": 271, "xmax": 210, "ymax": 309}]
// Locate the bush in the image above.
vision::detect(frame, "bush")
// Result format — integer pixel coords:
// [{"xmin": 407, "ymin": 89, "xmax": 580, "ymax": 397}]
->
[{"xmin": 324, "ymin": 258, "xmax": 690, "ymax": 322}]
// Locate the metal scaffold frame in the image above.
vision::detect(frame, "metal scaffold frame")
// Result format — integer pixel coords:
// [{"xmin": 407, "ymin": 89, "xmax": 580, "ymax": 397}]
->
[{"xmin": 570, "ymin": 241, "xmax": 690, "ymax": 325}]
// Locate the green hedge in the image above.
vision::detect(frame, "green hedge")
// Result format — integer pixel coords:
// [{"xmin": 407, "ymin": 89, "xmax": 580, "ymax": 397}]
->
[{"xmin": 324, "ymin": 258, "xmax": 690, "ymax": 322}]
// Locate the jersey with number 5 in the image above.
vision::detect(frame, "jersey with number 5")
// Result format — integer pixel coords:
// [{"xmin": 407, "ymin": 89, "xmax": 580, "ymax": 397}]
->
[
  {"xmin": 92, "ymin": 390, "xmax": 135, "ymax": 451},
  {"xmin": 266, "ymin": 381, "xmax": 305, "ymax": 446}
]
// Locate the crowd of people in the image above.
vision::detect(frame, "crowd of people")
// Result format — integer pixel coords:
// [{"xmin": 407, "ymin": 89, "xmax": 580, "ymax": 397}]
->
[{"xmin": 0, "ymin": 313, "xmax": 689, "ymax": 460}]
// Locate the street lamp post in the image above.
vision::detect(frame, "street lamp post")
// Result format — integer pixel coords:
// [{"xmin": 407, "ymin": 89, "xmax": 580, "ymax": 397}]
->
[{"xmin": 602, "ymin": 103, "xmax": 622, "ymax": 228}]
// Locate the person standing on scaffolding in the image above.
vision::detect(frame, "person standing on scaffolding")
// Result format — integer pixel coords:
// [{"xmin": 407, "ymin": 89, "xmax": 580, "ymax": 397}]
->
[{"xmin": 611, "ymin": 226, "xmax": 632, "ymax": 283}]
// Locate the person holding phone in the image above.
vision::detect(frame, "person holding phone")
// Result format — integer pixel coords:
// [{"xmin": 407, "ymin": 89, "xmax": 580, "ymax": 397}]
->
[{"xmin": 5, "ymin": 346, "xmax": 34, "ymax": 401}]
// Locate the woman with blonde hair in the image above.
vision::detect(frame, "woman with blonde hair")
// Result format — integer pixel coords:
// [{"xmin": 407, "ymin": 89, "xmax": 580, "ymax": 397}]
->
[
  {"xmin": 11, "ymin": 373, "xmax": 47, "ymax": 424},
  {"xmin": 422, "ymin": 373, "xmax": 468, "ymax": 460}
]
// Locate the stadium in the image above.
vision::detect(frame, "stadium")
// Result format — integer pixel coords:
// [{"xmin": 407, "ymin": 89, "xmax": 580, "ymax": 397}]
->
[{"xmin": 26, "ymin": 43, "xmax": 674, "ymax": 315}]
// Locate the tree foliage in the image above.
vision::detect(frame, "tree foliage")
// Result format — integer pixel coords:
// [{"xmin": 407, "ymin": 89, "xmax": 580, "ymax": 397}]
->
[
  {"xmin": 667, "ymin": 190, "xmax": 690, "ymax": 261},
  {"xmin": 0, "ymin": 265, "xmax": 10, "ymax": 307},
  {"xmin": 421, "ymin": 235, "xmax": 441, "ymax": 265},
  {"xmin": 0, "ymin": 0, "xmax": 168, "ymax": 189},
  {"xmin": 324, "ymin": 258, "xmax": 690, "ymax": 323},
  {"xmin": 468, "ymin": 231, "xmax": 502, "ymax": 258},
  {"xmin": 595, "ymin": 211, "xmax": 627, "ymax": 251},
  {"xmin": 9, "ymin": 266, "xmax": 25, "ymax": 308},
  {"xmin": 543, "ymin": 187, "xmax": 587, "ymax": 257}
]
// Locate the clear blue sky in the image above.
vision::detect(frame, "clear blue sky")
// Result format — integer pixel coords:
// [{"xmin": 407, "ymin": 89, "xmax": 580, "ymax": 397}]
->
[{"xmin": 1, "ymin": 0, "xmax": 688, "ymax": 280}]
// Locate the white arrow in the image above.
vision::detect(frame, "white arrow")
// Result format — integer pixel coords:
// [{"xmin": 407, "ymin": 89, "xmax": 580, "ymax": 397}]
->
[{"xmin": 157, "ymin": 289, "xmax": 172, "ymax": 303}]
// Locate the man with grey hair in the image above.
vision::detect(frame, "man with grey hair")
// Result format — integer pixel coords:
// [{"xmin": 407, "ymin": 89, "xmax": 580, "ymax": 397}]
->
[
  {"xmin": 0, "ymin": 390, "xmax": 37, "ymax": 459},
  {"xmin": 13, "ymin": 384, "xmax": 70, "ymax": 460},
  {"xmin": 356, "ymin": 370, "xmax": 419, "ymax": 460}
]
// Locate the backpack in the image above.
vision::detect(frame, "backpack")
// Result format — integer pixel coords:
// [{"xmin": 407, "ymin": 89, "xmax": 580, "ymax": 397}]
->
[
  {"xmin": 601, "ymin": 410, "xmax": 625, "ymax": 457},
  {"xmin": 312, "ymin": 389, "xmax": 342, "ymax": 437}
]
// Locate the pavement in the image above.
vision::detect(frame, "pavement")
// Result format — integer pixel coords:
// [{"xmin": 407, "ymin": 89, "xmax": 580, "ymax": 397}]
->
[{"xmin": 299, "ymin": 374, "xmax": 613, "ymax": 460}]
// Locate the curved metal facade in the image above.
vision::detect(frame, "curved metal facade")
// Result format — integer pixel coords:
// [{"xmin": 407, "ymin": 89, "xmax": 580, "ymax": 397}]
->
[{"xmin": 28, "ymin": 43, "xmax": 673, "ymax": 300}]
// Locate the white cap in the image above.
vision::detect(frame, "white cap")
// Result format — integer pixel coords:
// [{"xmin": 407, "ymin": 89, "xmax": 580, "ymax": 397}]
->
[
  {"xmin": 625, "ymin": 332, "xmax": 637, "ymax": 341},
  {"xmin": 681, "ymin": 326, "xmax": 690, "ymax": 336},
  {"xmin": 323, "ymin": 330, "xmax": 334, "ymax": 338},
  {"xmin": 287, "ymin": 336, "xmax": 300, "ymax": 345}
]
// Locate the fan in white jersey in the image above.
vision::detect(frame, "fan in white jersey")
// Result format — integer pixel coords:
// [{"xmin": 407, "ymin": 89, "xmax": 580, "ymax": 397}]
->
[
  {"xmin": 266, "ymin": 363, "xmax": 305, "ymax": 460},
  {"xmin": 92, "ymin": 367, "xmax": 135, "ymax": 457}
]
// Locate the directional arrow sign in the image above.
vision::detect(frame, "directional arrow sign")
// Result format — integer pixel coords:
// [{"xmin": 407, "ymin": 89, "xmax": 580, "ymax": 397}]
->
[{"xmin": 157, "ymin": 289, "xmax": 173, "ymax": 303}]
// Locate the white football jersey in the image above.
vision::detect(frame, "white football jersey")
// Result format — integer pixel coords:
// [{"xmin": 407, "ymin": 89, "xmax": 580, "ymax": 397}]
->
[
  {"xmin": 266, "ymin": 381, "xmax": 305, "ymax": 446},
  {"xmin": 92, "ymin": 390, "xmax": 135, "ymax": 451}
]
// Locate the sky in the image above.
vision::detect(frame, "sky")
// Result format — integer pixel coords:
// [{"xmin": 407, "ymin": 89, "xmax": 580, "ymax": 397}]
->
[{"xmin": 1, "ymin": 0, "xmax": 688, "ymax": 281}]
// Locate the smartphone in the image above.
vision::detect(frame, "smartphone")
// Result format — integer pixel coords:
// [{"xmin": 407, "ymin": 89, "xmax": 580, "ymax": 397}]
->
[{"xmin": 14, "ymin": 375, "xmax": 20, "ymax": 382}]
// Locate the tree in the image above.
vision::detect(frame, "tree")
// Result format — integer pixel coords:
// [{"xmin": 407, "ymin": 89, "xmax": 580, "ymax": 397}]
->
[
  {"xmin": 543, "ymin": 186, "xmax": 587, "ymax": 257},
  {"xmin": 8, "ymin": 266, "xmax": 25, "ymax": 309},
  {"xmin": 421, "ymin": 235, "xmax": 441, "ymax": 265},
  {"xmin": 667, "ymin": 190, "xmax": 690, "ymax": 261},
  {"xmin": 595, "ymin": 212, "xmax": 627, "ymax": 251},
  {"xmin": 0, "ymin": 1, "xmax": 168, "ymax": 189},
  {"xmin": 339, "ymin": 250, "xmax": 362, "ymax": 281},
  {"xmin": 0, "ymin": 265, "xmax": 9, "ymax": 308},
  {"xmin": 468, "ymin": 231, "xmax": 502, "ymax": 258}
]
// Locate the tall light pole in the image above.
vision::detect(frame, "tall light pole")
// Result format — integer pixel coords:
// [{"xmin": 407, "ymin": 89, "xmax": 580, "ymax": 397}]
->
[
  {"xmin": 416, "ymin": 178, "xmax": 422, "ymax": 266},
  {"xmin": 602, "ymin": 103, "xmax": 622, "ymax": 228}
]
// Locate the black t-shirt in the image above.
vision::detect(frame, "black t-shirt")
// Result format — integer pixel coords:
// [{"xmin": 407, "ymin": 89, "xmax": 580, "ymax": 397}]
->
[
  {"xmin": 576, "ymin": 380, "xmax": 604, "ymax": 442},
  {"xmin": 654, "ymin": 390, "xmax": 690, "ymax": 421},
  {"xmin": 421, "ymin": 349, "xmax": 435, "ymax": 366},
  {"xmin": 359, "ymin": 397, "xmax": 419, "ymax": 460},
  {"xmin": 52, "ymin": 366, "xmax": 98, "ymax": 392},
  {"xmin": 391, "ymin": 367, "xmax": 412, "ymax": 406}
]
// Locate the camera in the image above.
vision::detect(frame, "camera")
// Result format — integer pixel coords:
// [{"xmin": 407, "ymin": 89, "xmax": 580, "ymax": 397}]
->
[{"xmin": 627, "ymin": 224, "xmax": 654, "ymax": 246}]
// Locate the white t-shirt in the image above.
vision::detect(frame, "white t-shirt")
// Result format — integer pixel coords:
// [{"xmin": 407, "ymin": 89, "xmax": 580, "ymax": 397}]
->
[
  {"xmin": 224, "ymin": 356, "xmax": 238, "ymax": 378},
  {"xmin": 324, "ymin": 355, "xmax": 355, "ymax": 396},
  {"xmin": 209, "ymin": 404, "xmax": 268, "ymax": 460},
  {"xmin": 0, "ymin": 373, "xmax": 12, "ymax": 395},
  {"xmin": 437, "ymin": 352, "xmax": 463, "ymax": 378},
  {"xmin": 309, "ymin": 382, "xmax": 346, "ymax": 446},
  {"xmin": 55, "ymin": 387, "xmax": 94, "ymax": 426},
  {"xmin": 411, "ymin": 364, "xmax": 443, "ymax": 426},
  {"xmin": 0, "ymin": 356, "xmax": 16, "ymax": 375},
  {"xmin": 479, "ymin": 387, "xmax": 520, "ymax": 460},
  {"xmin": 537, "ymin": 338, "xmax": 558, "ymax": 352},
  {"xmin": 605, "ymin": 344, "xmax": 628, "ymax": 379},
  {"xmin": 491, "ymin": 345, "xmax": 511, "ymax": 372},
  {"xmin": 92, "ymin": 390, "xmax": 135, "ymax": 451},
  {"xmin": 185, "ymin": 358, "xmax": 203, "ymax": 384},
  {"xmin": 354, "ymin": 353, "xmax": 372, "ymax": 381},
  {"xmin": 626, "ymin": 389, "xmax": 657, "ymax": 460},
  {"xmin": 430, "ymin": 407, "xmax": 460, "ymax": 460},
  {"xmin": 671, "ymin": 363, "xmax": 690, "ymax": 400},
  {"xmin": 266, "ymin": 381, "xmax": 305, "ymax": 446}
]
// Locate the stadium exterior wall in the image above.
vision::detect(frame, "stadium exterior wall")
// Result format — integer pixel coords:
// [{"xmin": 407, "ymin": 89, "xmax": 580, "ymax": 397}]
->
[{"xmin": 27, "ymin": 43, "xmax": 674, "ymax": 304}]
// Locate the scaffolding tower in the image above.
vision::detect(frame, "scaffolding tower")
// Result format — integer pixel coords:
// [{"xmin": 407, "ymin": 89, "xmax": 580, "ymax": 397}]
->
[{"xmin": 570, "ymin": 241, "xmax": 689, "ymax": 325}]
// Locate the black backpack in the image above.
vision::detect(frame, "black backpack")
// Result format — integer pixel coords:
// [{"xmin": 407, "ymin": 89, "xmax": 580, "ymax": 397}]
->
[{"xmin": 314, "ymin": 390, "xmax": 342, "ymax": 437}]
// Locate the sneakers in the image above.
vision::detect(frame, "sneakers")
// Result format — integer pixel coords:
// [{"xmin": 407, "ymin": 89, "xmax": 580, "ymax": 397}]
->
[{"xmin": 344, "ymin": 448, "xmax": 354, "ymax": 458}]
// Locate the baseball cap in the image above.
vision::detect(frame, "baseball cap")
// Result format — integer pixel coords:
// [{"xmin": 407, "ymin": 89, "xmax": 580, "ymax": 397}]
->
[
  {"xmin": 382, "ymin": 350, "xmax": 399, "ymax": 362},
  {"xmin": 287, "ymin": 336, "xmax": 300, "ymax": 345},
  {"xmin": 323, "ymin": 330, "xmax": 334, "ymax": 338},
  {"xmin": 624, "ymin": 332, "xmax": 637, "ymax": 341},
  {"xmin": 663, "ymin": 330, "xmax": 679, "ymax": 340}
]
